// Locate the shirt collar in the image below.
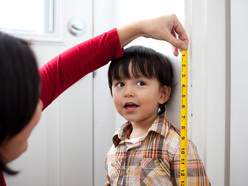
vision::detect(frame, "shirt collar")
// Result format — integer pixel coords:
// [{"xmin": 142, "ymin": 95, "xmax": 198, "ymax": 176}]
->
[{"xmin": 112, "ymin": 113, "xmax": 170, "ymax": 147}]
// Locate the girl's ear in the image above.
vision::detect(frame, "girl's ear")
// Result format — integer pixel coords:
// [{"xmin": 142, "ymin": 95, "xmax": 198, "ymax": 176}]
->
[{"xmin": 158, "ymin": 86, "xmax": 171, "ymax": 104}]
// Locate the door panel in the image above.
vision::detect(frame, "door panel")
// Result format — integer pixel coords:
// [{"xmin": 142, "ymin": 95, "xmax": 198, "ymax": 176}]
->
[
  {"xmin": 5, "ymin": 0, "xmax": 93, "ymax": 185},
  {"xmin": 230, "ymin": 0, "xmax": 248, "ymax": 185}
]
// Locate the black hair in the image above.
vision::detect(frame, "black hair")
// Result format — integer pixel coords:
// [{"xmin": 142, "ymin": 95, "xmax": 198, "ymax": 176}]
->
[
  {"xmin": 108, "ymin": 45, "xmax": 174, "ymax": 115},
  {"xmin": 0, "ymin": 32, "xmax": 40, "ymax": 174}
]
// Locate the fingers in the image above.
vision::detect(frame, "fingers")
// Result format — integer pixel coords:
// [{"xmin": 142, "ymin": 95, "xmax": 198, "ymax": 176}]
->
[
  {"xmin": 168, "ymin": 15, "xmax": 189, "ymax": 54},
  {"xmin": 169, "ymin": 33, "xmax": 188, "ymax": 51},
  {"xmin": 166, "ymin": 32, "xmax": 184, "ymax": 56},
  {"xmin": 169, "ymin": 31, "xmax": 179, "ymax": 56},
  {"xmin": 174, "ymin": 21, "xmax": 189, "ymax": 45},
  {"xmin": 172, "ymin": 46, "xmax": 179, "ymax": 57}
]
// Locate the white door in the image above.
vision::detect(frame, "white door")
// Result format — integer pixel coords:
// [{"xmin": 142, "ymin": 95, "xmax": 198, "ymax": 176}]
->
[{"xmin": 4, "ymin": 0, "xmax": 93, "ymax": 185}]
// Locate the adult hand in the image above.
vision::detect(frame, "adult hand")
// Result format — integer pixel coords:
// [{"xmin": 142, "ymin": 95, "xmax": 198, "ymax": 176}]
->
[
  {"xmin": 118, "ymin": 14, "xmax": 189, "ymax": 56},
  {"xmin": 141, "ymin": 14, "xmax": 189, "ymax": 56}
]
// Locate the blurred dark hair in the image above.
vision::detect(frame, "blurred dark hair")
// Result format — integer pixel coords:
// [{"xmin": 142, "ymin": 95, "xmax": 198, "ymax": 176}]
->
[
  {"xmin": 0, "ymin": 32, "xmax": 40, "ymax": 174},
  {"xmin": 108, "ymin": 45, "xmax": 174, "ymax": 115}
]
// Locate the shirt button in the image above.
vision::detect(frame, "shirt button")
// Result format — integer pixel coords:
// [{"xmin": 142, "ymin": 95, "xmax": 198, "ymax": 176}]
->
[
  {"xmin": 154, "ymin": 159, "xmax": 160, "ymax": 167},
  {"xmin": 120, "ymin": 170, "xmax": 126, "ymax": 175},
  {"xmin": 111, "ymin": 161, "xmax": 116, "ymax": 167},
  {"xmin": 126, "ymin": 168, "xmax": 130, "ymax": 174},
  {"xmin": 130, "ymin": 149, "xmax": 135, "ymax": 153}
]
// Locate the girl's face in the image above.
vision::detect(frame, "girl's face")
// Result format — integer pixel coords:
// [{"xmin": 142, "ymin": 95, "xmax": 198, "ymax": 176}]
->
[
  {"xmin": 0, "ymin": 100, "xmax": 43, "ymax": 163},
  {"xmin": 111, "ymin": 72, "xmax": 170, "ymax": 128}
]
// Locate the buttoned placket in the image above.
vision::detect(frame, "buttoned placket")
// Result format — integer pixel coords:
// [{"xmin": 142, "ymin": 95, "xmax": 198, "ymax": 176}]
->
[{"xmin": 117, "ymin": 140, "xmax": 142, "ymax": 185}]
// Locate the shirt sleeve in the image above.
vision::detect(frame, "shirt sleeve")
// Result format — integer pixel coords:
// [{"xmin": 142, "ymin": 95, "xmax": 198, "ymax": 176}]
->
[
  {"xmin": 0, "ymin": 171, "xmax": 6, "ymax": 186},
  {"xmin": 39, "ymin": 28, "xmax": 123, "ymax": 110},
  {"xmin": 171, "ymin": 140, "xmax": 211, "ymax": 186}
]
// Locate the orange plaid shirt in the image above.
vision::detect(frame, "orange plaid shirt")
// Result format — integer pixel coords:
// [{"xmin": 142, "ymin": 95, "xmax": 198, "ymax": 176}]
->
[{"xmin": 105, "ymin": 114, "xmax": 210, "ymax": 186}]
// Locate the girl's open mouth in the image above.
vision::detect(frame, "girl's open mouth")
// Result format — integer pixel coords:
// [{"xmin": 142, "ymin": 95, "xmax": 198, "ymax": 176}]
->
[{"xmin": 124, "ymin": 102, "xmax": 139, "ymax": 111}]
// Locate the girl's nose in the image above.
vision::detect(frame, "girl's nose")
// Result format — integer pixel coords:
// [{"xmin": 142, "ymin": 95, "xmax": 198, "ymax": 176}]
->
[{"xmin": 124, "ymin": 86, "xmax": 134, "ymax": 97}]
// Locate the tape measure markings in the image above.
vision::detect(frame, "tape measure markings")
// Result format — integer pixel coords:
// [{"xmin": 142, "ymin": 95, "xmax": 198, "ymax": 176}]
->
[{"xmin": 180, "ymin": 50, "xmax": 188, "ymax": 185}]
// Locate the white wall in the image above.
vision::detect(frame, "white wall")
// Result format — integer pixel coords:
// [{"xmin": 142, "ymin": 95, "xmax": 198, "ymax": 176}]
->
[
  {"xmin": 187, "ymin": 0, "xmax": 229, "ymax": 185},
  {"xmin": 230, "ymin": 0, "xmax": 248, "ymax": 185}
]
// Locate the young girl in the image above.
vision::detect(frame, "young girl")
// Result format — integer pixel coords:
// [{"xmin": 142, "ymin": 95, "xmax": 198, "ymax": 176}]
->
[{"xmin": 106, "ymin": 46, "xmax": 210, "ymax": 185}]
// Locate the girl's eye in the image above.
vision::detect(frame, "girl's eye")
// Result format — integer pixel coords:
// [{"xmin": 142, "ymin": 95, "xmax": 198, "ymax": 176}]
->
[
  {"xmin": 116, "ymin": 82, "xmax": 124, "ymax": 87},
  {"xmin": 137, "ymin": 81, "xmax": 146, "ymax": 86}
]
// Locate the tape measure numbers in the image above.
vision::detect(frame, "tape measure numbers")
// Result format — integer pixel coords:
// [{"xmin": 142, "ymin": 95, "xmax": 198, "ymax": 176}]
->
[{"xmin": 180, "ymin": 50, "xmax": 188, "ymax": 185}]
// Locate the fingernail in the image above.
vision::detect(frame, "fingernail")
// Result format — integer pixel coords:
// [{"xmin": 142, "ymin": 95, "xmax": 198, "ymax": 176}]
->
[{"xmin": 181, "ymin": 45, "xmax": 188, "ymax": 50}]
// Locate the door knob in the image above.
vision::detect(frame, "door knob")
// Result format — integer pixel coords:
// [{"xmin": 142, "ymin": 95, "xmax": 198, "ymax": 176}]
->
[{"xmin": 67, "ymin": 17, "xmax": 85, "ymax": 36}]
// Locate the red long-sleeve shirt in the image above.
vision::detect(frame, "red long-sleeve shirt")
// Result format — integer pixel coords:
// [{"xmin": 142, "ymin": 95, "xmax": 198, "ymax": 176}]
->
[
  {"xmin": 0, "ymin": 172, "xmax": 6, "ymax": 186},
  {"xmin": 40, "ymin": 28, "xmax": 123, "ymax": 110},
  {"xmin": 0, "ymin": 28, "xmax": 123, "ymax": 186}
]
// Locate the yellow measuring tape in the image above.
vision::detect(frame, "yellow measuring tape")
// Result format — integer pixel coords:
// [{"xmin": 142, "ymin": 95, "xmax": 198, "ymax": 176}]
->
[{"xmin": 180, "ymin": 50, "xmax": 188, "ymax": 185}]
